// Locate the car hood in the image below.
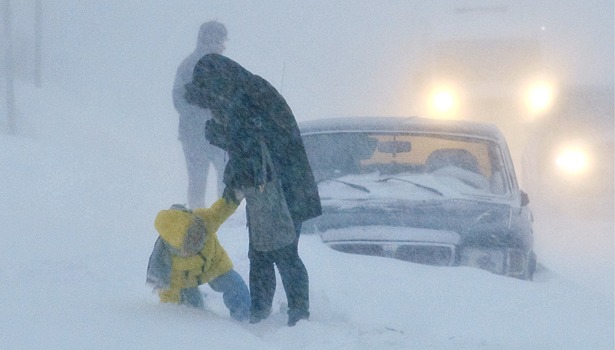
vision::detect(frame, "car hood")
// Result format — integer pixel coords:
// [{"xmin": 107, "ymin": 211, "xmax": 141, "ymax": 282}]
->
[
  {"xmin": 305, "ymin": 172, "xmax": 520, "ymax": 237},
  {"xmin": 311, "ymin": 197, "xmax": 514, "ymax": 233}
]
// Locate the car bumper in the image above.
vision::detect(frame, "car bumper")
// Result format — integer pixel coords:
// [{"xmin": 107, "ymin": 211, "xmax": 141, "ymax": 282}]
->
[{"xmin": 320, "ymin": 225, "xmax": 533, "ymax": 278}]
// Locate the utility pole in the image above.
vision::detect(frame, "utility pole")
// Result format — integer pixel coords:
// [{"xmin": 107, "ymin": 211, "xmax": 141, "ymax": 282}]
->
[
  {"xmin": 3, "ymin": 0, "xmax": 16, "ymax": 134},
  {"xmin": 34, "ymin": 0, "xmax": 41, "ymax": 87}
]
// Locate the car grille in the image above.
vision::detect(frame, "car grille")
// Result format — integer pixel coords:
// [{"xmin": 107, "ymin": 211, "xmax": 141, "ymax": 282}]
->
[
  {"xmin": 330, "ymin": 243, "xmax": 384, "ymax": 257},
  {"xmin": 395, "ymin": 245, "xmax": 455, "ymax": 266},
  {"xmin": 329, "ymin": 243, "xmax": 456, "ymax": 266}
]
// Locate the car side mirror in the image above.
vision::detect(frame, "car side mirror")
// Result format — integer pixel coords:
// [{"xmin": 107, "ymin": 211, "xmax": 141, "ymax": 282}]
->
[{"xmin": 520, "ymin": 190, "xmax": 530, "ymax": 206}]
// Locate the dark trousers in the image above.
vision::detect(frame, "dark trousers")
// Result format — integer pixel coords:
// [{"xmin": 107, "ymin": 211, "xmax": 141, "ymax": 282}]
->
[{"xmin": 248, "ymin": 223, "xmax": 309, "ymax": 318}]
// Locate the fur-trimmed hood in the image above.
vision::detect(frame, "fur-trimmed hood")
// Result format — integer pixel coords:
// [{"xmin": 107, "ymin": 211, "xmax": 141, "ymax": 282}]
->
[
  {"xmin": 147, "ymin": 198, "xmax": 239, "ymax": 291},
  {"xmin": 154, "ymin": 207, "xmax": 206, "ymax": 256}
]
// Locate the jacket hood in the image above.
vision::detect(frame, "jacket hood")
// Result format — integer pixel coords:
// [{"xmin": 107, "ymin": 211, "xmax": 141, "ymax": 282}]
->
[
  {"xmin": 154, "ymin": 209, "xmax": 207, "ymax": 254},
  {"xmin": 191, "ymin": 54, "xmax": 252, "ymax": 105}
]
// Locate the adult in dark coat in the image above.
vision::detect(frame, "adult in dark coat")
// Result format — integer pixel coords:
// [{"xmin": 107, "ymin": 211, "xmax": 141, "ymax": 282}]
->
[{"xmin": 185, "ymin": 53, "xmax": 321, "ymax": 326}]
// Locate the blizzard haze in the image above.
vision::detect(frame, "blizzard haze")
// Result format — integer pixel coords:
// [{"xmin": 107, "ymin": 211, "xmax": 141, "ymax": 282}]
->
[
  {"xmin": 1, "ymin": 1, "xmax": 613, "ymax": 349},
  {"xmin": 6, "ymin": 1, "xmax": 614, "ymax": 121}
]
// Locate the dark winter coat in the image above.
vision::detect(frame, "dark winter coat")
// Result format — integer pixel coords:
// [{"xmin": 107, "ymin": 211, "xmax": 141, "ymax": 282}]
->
[{"xmin": 184, "ymin": 54, "xmax": 321, "ymax": 224}]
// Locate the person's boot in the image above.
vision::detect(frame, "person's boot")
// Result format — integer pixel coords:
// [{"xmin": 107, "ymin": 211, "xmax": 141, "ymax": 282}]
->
[
  {"xmin": 287, "ymin": 309, "xmax": 309, "ymax": 326},
  {"xmin": 249, "ymin": 308, "xmax": 271, "ymax": 324}
]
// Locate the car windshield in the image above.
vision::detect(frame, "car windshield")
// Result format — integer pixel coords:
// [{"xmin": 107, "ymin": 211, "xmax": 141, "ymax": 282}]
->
[{"xmin": 303, "ymin": 131, "xmax": 512, "ymax": 200}]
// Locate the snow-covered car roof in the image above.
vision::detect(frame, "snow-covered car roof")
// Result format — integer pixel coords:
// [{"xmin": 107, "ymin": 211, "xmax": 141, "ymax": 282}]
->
[{"xmin": 299, "ymin": 116, "xmax": 507, "ymax": 144}]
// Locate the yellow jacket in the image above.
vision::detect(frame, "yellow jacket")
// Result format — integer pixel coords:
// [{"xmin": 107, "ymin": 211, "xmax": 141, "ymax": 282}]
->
[{"xmin": 152, "ymin": 198, "xmax": 238, "ymax": 302}]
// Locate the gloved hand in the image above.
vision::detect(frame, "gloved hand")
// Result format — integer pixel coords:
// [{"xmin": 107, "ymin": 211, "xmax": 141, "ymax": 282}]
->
[{"xmin": 223, "ymin": 186, "xmax": 244, "ymax": 205}]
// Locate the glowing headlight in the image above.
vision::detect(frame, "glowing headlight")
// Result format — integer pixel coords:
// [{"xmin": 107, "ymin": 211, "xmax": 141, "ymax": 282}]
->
[
  {"xmin": 432, "ymin": 90, "xmax": 455, "ymax": 113},
  {"xmin": 428, "ymin": 85, "xmax": 459, "ymax": 118},
  {"xmin": 524, "ymin": 80, "xmax": 555, "ymax": 115},
  {"xmin": 555, "ymin": 146, "xmax": 589, "ymax": 176}
]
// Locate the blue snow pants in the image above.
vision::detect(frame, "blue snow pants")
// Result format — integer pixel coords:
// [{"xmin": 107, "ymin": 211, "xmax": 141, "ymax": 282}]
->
[{"xmin": 179, "ymin": 269, "xmax": 250, "ymax": 321}]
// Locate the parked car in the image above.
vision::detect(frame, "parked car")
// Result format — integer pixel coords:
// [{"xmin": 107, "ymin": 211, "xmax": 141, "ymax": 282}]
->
[{"xmin": 299, "ymin": 116, "xmax": 536, "ymax": 279}]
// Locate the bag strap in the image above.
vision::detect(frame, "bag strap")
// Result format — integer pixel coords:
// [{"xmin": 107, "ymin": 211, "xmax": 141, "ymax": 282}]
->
[{"xmin": 258, "ymin": 140, "xmax": 276, "ymax": 192}]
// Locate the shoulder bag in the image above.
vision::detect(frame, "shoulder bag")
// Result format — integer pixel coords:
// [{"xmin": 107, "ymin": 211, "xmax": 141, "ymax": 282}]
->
[{"xmin": 243, "ymin": 140, "xmax": 296, "ymax": 251}]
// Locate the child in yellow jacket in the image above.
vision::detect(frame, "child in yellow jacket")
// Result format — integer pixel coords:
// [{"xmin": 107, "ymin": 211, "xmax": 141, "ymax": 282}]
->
[{"xmin": 146, "ymin": 196, "xmax": 249, "ymax": 321}]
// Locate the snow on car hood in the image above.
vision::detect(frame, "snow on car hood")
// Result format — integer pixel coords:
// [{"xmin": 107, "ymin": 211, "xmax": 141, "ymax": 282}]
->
[{"xmin": 317, "ymin": 170, "xmax": 511, "ymax": 210}]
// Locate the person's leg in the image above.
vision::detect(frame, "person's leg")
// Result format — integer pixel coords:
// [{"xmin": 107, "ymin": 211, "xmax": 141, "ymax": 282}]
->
[
  {"xmin": 274, "ymin": 224, "xmax": 310, "ymax": 326},
  {"xmin": 183, "ymin": 141, "xmax": 209, "ymax": 209},
  {"xmin": 208, "ymin": 269, "xmax": 250, "ymax": 321},
  {"xmin": 179, "ymin": 287, "xmax": 204, "ymax": 308},
  {"xmin": 248, "ymin": 247, "xmax": 276, "ymax": 323},
  {"xmin": 207, "ymin": 145, "xmax": 227, "ymax": 199}
]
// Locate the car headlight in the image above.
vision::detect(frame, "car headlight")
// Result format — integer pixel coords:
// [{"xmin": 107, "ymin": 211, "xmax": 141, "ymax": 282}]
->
[
  {"xmin": 427, "ymin": 83, "xmax": 461, "ymax": 119},
  {"xmin": 460, "ymin": 247, "xmax": 527, "ymax": 276},
  {"xmin": 553, "ymin": 143, "xmax": 591, "ymax": 178},
  {"xmin": 432, "ymin": 89, "xmax": 456, "ymax": 113},
  {"xmin": 460, "ymin": 247, "xmax": 505, "ymax": 274},
  {"xmin": 523, "ymin": 79, "xmax": 556, "ymax": 118},
  {"xmin": 555, "ymin": 146, "xmax": 589, "ymax": 176}
]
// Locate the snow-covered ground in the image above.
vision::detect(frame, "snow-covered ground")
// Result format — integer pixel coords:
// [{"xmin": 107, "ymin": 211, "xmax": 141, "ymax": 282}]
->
[
  {"xmin": 1, "ymin": 2, "xmax": 613, "ymax": 348},
  {"xmin": 0, "ymin": 82, "xmax": 613, "ymax": 350}
]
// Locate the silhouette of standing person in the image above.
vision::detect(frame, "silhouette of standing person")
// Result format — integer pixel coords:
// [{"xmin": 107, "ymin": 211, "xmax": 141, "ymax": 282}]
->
[{"xmin": 173, "ymin": 21, "xmax": 228, "ymax": 208}]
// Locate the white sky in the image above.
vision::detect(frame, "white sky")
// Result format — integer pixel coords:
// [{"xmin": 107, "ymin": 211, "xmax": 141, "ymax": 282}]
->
[{"xmin": 4, "ymin": 1, "xmax": 613, "ymax": 122}]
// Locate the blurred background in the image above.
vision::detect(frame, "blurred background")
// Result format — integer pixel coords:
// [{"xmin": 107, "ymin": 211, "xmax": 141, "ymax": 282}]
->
[{"xmin": 1, "ymin": 0, "xmax": 613, "ymax": 294}]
